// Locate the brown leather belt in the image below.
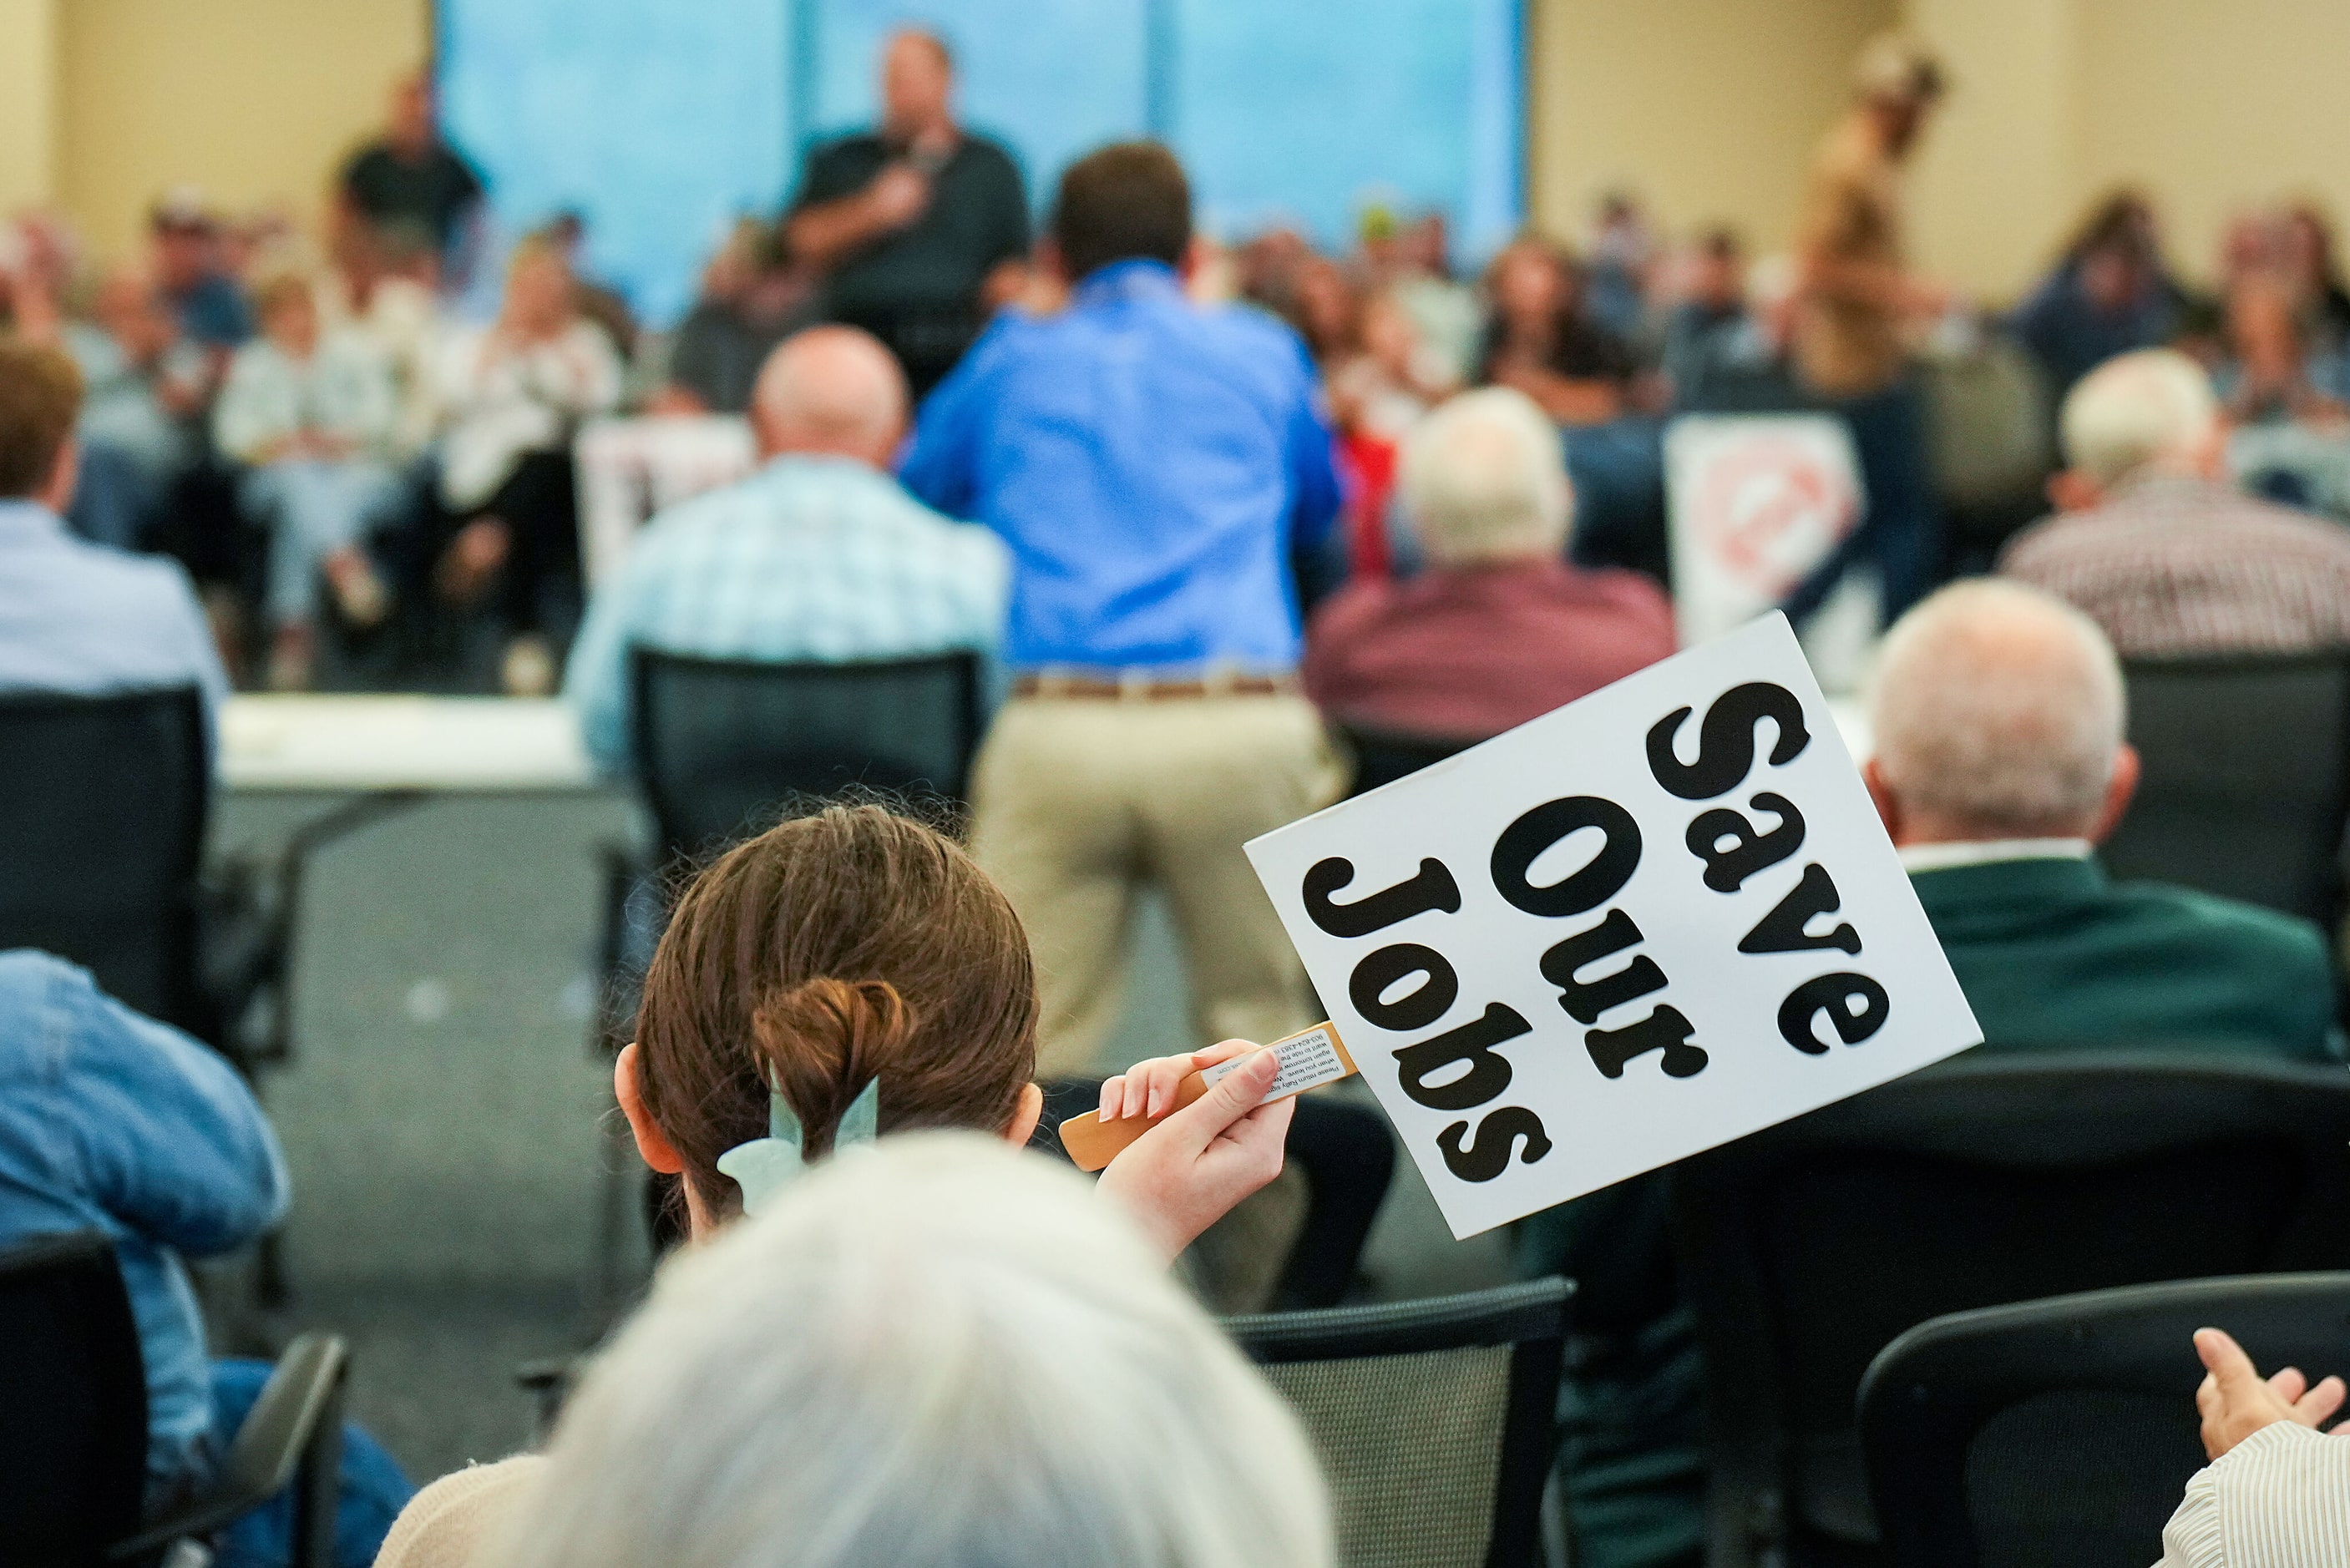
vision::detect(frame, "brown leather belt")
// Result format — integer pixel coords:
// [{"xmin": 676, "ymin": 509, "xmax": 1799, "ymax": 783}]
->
[{"xmin": 1012, "ymin": 672, "xmax": 1299, "ymax": 701}]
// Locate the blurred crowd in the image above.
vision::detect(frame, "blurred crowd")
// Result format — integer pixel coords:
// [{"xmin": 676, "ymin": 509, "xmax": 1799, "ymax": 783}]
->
[{"xmin": 10, "ymin": 53, "xmax": 2350, "ymax": 704}]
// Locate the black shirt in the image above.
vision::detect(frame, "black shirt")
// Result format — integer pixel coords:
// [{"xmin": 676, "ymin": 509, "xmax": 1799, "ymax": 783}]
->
[
  {"xmin": 1474, "ymin": 312, "xmax": 1643, "ymax": 387},
  {"xmin": 788, "ymin": 132, "xmax": 1030, "ymax": 392},
  {"xmin": 341, "ymin": 140, "xmax": 485, "ymax": 252}
]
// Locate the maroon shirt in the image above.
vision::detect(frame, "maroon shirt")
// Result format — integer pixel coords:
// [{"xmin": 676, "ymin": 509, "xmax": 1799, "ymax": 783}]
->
[{"xmin": 1304, "ymin": 558, "xmax": 1677, "ymax": 740}]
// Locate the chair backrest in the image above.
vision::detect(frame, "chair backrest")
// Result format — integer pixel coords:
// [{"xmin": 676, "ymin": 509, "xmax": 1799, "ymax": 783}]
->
[
  {"xmin": 1224, "ymin": 1277, "xmax": 1573, "ymax": 1568},
  {"xmin": 2101, "ymin": 652, "xmax": 2350, "ymax": 927},
  {"xmin": 1671, "ymin": 1054, "xmax": 2350, "ymax": 1566},
  {"xmin": 0, "ymin": 1232, "xmax": 149, "ymax": 1567},
  {"xmin": 1339, "ymin": 723, "xmax": 1476, "ymax": 798},
  {"xmin": 1861, "ymin": 1272, "xmax": 2350, "ymax": 1568},
  {"xmin": 630, "ymin": 649, "xmax": 983, "ymax": 857},
  {"xmin": 0, "ymin": 687, "xmax": 210, "ymax": 1028}
]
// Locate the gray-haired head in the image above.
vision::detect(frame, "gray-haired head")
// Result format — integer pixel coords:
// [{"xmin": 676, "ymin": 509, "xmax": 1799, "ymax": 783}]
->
[
  {"xmin": 750, "ymin": 325, "xmax": 909, "ymax": 470},
  {"xmin": 1867, "ymin": 579, "xmax": 2129, "ymax": 840},
  {"xmin": 2058, "ymin": 346, "xmax": 2221, "ymax": 491},
  {"xmin": 1398, "ymin": 386, "xmax": 1575, "ymax": 568},
  {"xmin": 496, "ymin": 1133, "xmax": 1335, "ymax": 1568}
]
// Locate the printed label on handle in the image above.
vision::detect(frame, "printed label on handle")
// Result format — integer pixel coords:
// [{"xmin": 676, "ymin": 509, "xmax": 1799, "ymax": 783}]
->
[{"xmin": 1056, "ymin": 1024, "xmax": 1357, "ymax": 1172}]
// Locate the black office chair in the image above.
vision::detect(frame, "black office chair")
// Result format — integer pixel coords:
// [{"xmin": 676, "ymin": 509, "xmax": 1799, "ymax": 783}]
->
[
  {"xmin": 2101, "ymin": 652, "xmax": 2350, "ymax": 928},
  {"xmin": 1033, "ymin": 1078, "xmax": 1398, "ymax": 1311},
  {"xmin": 1225, "ymin": 1277, "xmax": 1573, "ymax": 1568},
  {"xmin": 1671, "ymin": 1054, "xmax": 2350, "ymax": 1568},
  {"xmin": 0, "ymin": 687, "xmax": 273, "ymax": 1057},
  {"xmin": 0, "ymin": 1231, "xmax": 349, "ymax": 1568},
  {"xmin": 589, "ymin": 651, "xmax": 989, "ymax": 1304},
  {"xmin": 1336, "ymin": 721, "xmax": 1476, "ymax": 798},
  {"xmin": 1861, "ymin": 1272, "xmax": 2350, "ymax": 1568},
  {"xmin": 630, "ymin": 647, "xmax": 984, "ymax": 855}
]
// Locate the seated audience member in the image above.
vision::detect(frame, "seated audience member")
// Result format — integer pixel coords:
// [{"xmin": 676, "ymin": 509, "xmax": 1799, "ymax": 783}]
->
[
  {"xmin": 2215, "ymin": 275, "xmax": 2350, "ymax": 518},
  {"xmin": 433, "ymin": 235, "xmax": 623, "ymax": 694},
  {"xmin": 1864, "ymin": 579, "xmax": 2340, "ymax": 1059},
  {"xmin": 149, "ymin": 191, "xmax": 254, "ymax": 356},
  {"xmin": 2009, "ymin": 191, "xmax": 2183, "ymax": 407},
  {"xmin": 63, "ymin": 267, "xmax": 207, "ymax": 550},
  {"xmin": 213, "ymin": 271, "xmax": 403, "ymax": 689},
  {"xmin": 2282, "ymin": 203, "xmax": 2350, "ymax": 354},
  {"xmin": 375, "ymin": 803, "xmax": 1299, "ymax": 1565},
  {"xmin": 1659, "ymin": 226, "xmax": 1770, "ymax": 404},
  {"xmin": 2153, "ymin": 1326, "xmax": 2350, "ymax": 1565},
  {"xmin": 1389, "ymin": 213, "xmax": 1483, "ymax": 387},
  {"xmin": 0, "ymin": 950, "xmax": 411, "ymax": 1566},
  {"xmin": 2002, "ymin": 348, "xmax": 2350, "ymax": 655},
  {"xmin": 1476, "ymin": 235, "xmax": 1641, "ymax": 426},
  {"xmin": 561, "ymin": 326, "xmax": 1005, "ymax": 775},
  {"xmin": 1304, "ymin": 387, "xmax": 1673, "ymax": 740},
  {"xmin": 320, "ymin": 227, "xmax": 445, "ymax": 463},
  {"xmin": 483, "ymin": 1138, "xmax": 1332, "ymax": 1568},
  {"xmin": 654, "ymin": 220, "xmax": 814, "ymax": 416},
  {"xmin": 0, "ymin": 340, "xmax": 228, "ymax": 722}
]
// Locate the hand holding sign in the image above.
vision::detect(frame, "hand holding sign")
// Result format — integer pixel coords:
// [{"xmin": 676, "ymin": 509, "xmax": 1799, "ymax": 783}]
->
[{"xmin": 1247, "ymin": 614, "xmax": 1979, "ymax": 1238}]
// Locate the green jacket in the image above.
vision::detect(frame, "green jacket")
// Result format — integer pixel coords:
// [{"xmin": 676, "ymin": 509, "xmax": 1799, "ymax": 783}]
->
[{"xmin": 1910, "ymin": 854, "xmax": 2342, "ymax": 1063}]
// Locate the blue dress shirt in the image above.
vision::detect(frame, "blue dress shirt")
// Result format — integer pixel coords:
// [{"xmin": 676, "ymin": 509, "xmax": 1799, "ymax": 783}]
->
[
  {"xmin": 562, "ymin": 454, "xmax": 1010, "ymax": 776},
  {"xmin": 0, "ymin": 498, "xmax": 231, "ymax": 739},
  {"xmin": 899, "ymin": 260, "xmax": 1342, "ymax": 675},
  {"xmin": 0, "ymin": 951, "xmax": 290, "ymax": 1489}
]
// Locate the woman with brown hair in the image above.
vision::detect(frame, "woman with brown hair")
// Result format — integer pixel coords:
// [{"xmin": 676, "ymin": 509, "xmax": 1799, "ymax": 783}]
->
[{"xmin": 377, "ymin": 802, "xmax": 1296, "ymax": 1566}]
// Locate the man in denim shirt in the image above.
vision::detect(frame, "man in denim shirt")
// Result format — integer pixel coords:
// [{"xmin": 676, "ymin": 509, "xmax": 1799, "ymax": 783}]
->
[{"xmin": 0, "ymin": 951, "xmax": 410, "ymax": 1565}]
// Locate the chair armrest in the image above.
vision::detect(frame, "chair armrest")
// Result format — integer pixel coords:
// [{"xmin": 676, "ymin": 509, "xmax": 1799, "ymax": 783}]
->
[{"xmin": 111, "ymin": 1333, "xmax": 349, "ymax": 1560}]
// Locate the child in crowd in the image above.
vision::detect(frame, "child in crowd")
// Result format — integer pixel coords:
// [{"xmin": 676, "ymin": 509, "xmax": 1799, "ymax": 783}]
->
[
  {"xmin": 376, "ymin": 803, "xmax": 1299, "ymax": 1565},
  {"xmin": 212, "ymin": 270, "xmax": 403, "ymax": 688}
]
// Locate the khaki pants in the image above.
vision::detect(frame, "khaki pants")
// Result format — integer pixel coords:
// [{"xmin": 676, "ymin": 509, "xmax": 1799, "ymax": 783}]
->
[{"xmin": 971, "ymin": 692, "xmax": 1346, "ymax": 1078}]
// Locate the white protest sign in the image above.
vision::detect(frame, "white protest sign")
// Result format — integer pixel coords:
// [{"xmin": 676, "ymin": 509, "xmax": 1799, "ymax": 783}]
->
[
  {"xmin": 1665, "ymin": 413, "xmax": 1863, "ymax": 649},
  {"xmin": 1246, "ymin": 614, "xmax": 1978, "ymax": 1238}
]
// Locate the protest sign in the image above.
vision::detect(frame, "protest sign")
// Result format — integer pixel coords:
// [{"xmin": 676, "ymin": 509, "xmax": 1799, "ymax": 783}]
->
[
  {"xmin": 1665, "ymin": 412, "xmax": 1863, "ymax": 648},
  {"xmin": 1246, "ymin": 614, "xmax": 1979, "ymax": 1238}
]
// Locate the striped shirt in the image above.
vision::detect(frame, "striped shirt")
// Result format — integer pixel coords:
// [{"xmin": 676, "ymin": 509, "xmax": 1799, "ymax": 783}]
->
[
  {"xmin": 2158, "ymin": 1421, "xmax": 2350, "ymax": 1567},
  {"xmin": 2000, "ymin": 477, "xmax": 2350, "ymax": 657},
  {"xmin": 561, "ymin": 453, "xmax": 1009, "ymax": 776}
]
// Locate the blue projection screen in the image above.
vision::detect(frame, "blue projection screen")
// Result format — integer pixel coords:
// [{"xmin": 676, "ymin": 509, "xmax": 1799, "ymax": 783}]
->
[{"xmin": 438, "ymin": 1, "xmax": 1519, "ymax": 327}]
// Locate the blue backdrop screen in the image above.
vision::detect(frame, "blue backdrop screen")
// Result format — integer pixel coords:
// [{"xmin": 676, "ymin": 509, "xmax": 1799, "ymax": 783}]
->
[{"xmin": 438, "ymin": 1, "xmax": 1520, "ymax": 326}]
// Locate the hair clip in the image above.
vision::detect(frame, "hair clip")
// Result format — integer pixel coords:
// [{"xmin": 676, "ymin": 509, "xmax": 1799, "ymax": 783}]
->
[{"xmin": 716, "ymin": 1075, "xmax": 881, "ymax": 1217}]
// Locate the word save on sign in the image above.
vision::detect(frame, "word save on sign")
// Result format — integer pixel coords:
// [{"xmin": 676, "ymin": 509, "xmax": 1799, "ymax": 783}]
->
[{"xmin": 1246, "ymin": 614, "xmax": 1979, "ymax": 1238}]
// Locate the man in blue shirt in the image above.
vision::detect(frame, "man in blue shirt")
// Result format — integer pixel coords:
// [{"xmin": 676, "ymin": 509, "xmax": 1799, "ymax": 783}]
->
[
  {"xmin": 0, "ymin": 950, "xmax": 411, "ymax": 1565},
  {"xmin": 900, "ymin": 142, "xmax": 1345, "ymax": 1076},
  {"xmin": 0, "ymin": 341, "xmax": 230, "ymax": 733},
  {"xmin": 562, "ymin": 325, "xmax": 1007, "ymax": 776}
]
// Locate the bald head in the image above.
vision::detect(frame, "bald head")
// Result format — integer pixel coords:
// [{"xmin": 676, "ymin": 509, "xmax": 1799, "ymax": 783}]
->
[
  {"xmin": 750, "ymin": 327, "xmax": 910, "ymax": 468},
  {"xmin": 1866, "ymin": 580, "xmax": 2135, "ymax": 844}
]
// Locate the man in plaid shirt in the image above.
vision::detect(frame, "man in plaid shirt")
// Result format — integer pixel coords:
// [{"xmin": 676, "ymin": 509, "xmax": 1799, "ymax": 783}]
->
[
  {"xmin": 2002, "ymin": 348, "xmax": 2350, "ymax": 656},
  {"xmin": 562, "ymin": 326, "xmax": 1005, "ymax": 775}
]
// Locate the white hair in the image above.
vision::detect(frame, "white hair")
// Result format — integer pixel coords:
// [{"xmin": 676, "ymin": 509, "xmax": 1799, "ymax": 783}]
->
[
  {"xmin": 1868, "ymin": 579, "xmax": 2126, "ymax": 836},
  {"xmin": 2059, "ymin": 347, "xmax": 2220, "ymax": 488},
  {"xmin": 497, "ymin": 1135, "xmax": 1334, "ymax": 1568},
  {"xmin": 1398, "ymin": 387, "xmax": 1574, "ymax": 566}
]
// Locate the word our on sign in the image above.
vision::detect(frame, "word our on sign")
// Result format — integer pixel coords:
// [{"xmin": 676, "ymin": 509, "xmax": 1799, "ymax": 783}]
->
[{"xmin": 1245, "ymin": 614, "xmax": 1979, "ymax": 1239}]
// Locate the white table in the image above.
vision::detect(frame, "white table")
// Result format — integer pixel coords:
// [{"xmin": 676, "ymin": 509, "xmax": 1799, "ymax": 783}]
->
[{"xmin": 221, "ymin": 695, "xmax": 598, "ymax": 794}]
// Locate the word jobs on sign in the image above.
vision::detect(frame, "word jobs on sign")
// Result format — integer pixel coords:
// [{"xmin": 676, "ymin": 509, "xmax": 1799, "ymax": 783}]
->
[{"xmin": 1247, "ymin": 614, "xmax": 1980, "ymax": 1238}]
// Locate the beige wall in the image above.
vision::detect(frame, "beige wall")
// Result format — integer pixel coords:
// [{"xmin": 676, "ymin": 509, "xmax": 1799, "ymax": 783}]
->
[
  {"xmin": 1529, "ymin": 0, "xmax": 2350, "ymax": 302},
  {"xmin": 0, "ymin": 0, "xmax": 60, "ymax": 214},
  {"xmin": 1527, "ymin": 0, "xmax": 1897, "ymax": 254},
  {"xmin": 2072, "ymin": 0, "xmax": 2350, "ymax": 291},
  {"xmin": 53, "ymin": 0, "xmax": 428, "ymax": 260}
]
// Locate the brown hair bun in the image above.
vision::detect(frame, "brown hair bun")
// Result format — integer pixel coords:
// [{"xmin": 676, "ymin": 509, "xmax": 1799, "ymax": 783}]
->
[{"xmin": 634, "ymin": 805, "xmax": 1039, "ymax": 1217}]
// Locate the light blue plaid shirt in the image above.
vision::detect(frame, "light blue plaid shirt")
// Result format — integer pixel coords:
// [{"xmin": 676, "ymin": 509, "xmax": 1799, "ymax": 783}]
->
[{"xmin": 562, "ymin": 453, "xmax": 1010, "ymax": 776}]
